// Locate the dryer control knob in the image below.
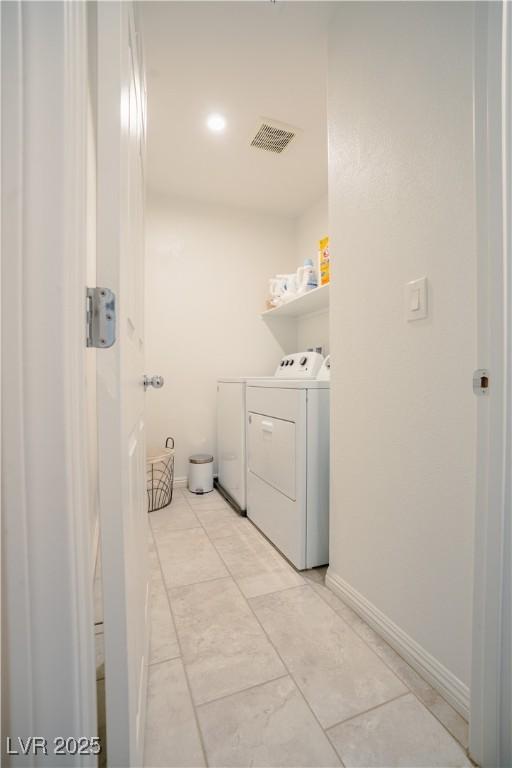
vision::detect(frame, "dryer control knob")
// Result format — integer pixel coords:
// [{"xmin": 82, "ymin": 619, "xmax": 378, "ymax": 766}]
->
[{"xmin": 300, "ymin": 356, "xmax": 308, "ymax": 366}]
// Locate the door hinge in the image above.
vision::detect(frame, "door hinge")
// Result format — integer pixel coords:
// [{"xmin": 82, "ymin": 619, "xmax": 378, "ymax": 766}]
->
[
  {"xmin": 86, "ymin": 287, "xmax": 116, "ymax": 348},
  {"xmin": 473, "ymin": 369, "xmax": 489, "ymax": 395}
]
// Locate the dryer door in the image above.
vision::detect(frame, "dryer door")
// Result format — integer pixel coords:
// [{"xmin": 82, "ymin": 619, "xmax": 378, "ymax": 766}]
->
[{"xmin": 247, "ymin": 413, "xmax": 296, "ymax": 500}]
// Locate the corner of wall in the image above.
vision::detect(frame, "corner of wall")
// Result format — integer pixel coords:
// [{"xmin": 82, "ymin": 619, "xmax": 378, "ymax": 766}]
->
[{"xmin": 325, "ymin": 568, "xmax": 470, "ymax": 719}]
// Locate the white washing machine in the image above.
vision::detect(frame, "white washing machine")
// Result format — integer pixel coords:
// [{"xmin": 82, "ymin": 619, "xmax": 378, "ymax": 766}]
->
[
  {"xmin": 246, "ymin": 352, "xmax": 330, "ymax": 570},
  {"xmin": 217, "ymin": 377, "xmax": 249, "ymax": 512},
  {"xmin": 217, "ymin": 375, "xmax": 277, "ymax": 512}
]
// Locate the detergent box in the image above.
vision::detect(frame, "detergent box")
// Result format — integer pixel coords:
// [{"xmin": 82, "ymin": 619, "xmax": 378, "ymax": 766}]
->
[{"xmin": 319, "ymin": 236, "xmax": 330, "ymax": 286}]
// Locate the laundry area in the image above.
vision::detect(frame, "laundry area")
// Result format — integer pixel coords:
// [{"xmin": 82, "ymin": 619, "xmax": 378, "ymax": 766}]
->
[
  {"xmin": 135, "ymin": 2, "xmax": 477, "ymax": 766},
  {"xmin": 2, "ymin": 0, "xmax": 510, "ymax": 766},
  {"xmin": 143, "ymin": 2, "xmax": 333, "ymax": 577}
]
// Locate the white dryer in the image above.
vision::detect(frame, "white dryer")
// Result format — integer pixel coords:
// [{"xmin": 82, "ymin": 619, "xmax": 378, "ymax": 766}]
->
[{"xmin": 246, "ymin": 352, "xmax": 329, "ymax": 570}]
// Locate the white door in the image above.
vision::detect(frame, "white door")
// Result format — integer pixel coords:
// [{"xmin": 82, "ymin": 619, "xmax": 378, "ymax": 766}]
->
[
  {"xmin": 96, "ymin": 4, "xmax": 149, "ymax": 766},
  {"xmin": 2, "ymin": 3, "xmax": 98, "ymax": 762}
]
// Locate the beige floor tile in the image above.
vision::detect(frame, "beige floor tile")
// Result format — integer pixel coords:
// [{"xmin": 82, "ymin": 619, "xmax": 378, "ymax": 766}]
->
[
  {"xmin": 250, "ymin": 586, "xmax": 407, "ymax": 728},
  {"xmin": 150, "ymin": 503, "xmax": 201, "ymax": 534},
  {"xmin": 149, "ymin": 579, "xmax": 180, "ymax": 665},
  {"xmin": 170, "ymin": 577, "xmax": 285, "ymax": 705},
  {"xmin": 188, "ymin": 499, "xmax": 230, "ymax": 511},
  {"xmin": 303, "ymin": 566, "xmax": 328, "ymax": 584},
  {"xmin": 144, "ymin": 491, "xmax": 466, "ymax": 768},
  {"xmin": 327, "ymin": 693, "xmax": 470, "ymax": 767},
  {"xmin": 170, "ymin": 490, "xmax": 191, "ymax": 501},
  {"xmin": 144, "ymin": 658, "xmax": 205, "ymax": 768},
  {"xmin": 209, "ymin": 524, "xmax": 284, "ymax": 576},
  {"xmin": 197, "ymin": 676, "xmax": 341, "ymax": 768},
  {"xmin": 201, "ymin": 516, "xmax": 254, "ymax": 542},
  {"xmin": 213, "ymin": 526, "xmax": 304, "ymax": 598},
  {"xmin": 172, "ymin": 489, "xmax": 191, "ymax": 501},
  {"xmin": 185, "ymin": 490, "xmax": 230, "ymax": 511},
  {"xmin": 148, "ymin": 543, "xmax": 161, "ymax": 571},
  {"xmin": 426, "ymin": 694, "xmax": 469, "ymax": 749},
  {"xmin": 193, "ymin": 505, "xmax": 242, "ymax": 536},
  {"xmin": 152, "ymin": 496, "xmax": 190, "ymax": 513},
  {"xmin": 236, "ymin": 569, "xmax": 305, "ymax": 599},
  {"xmin": 380, "ymin": 651, "xmax": 469, "ymax": 748},
  {"xmin": 156, "ymin": 527, "xmax": 228, "ymax": 588},
  {"xmin": 362, "ymin": 631, "xmax": 469, "ymax": 744},
  {"xmin": 311, "ymin": 581, "xmax": 364, "ymax": 627},
  {"xmin": 315, "ymin": 591, "xmax": 470, "ymax": 749}
]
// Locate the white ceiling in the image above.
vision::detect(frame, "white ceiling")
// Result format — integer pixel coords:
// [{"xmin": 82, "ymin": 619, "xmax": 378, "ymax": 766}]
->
[{"xmin": 139, "ymin": 2, "xmax": 331, "ymax": 217}]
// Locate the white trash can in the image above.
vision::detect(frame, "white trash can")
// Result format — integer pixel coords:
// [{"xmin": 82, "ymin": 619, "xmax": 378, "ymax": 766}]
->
[{"xmin": 188, "ymin": 454, "xmax": 214, "ymax": 494}]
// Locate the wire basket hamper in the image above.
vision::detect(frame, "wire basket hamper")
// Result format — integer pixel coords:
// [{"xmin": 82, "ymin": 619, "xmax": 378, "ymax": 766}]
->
[{"xmin": 147, "ymin": 437, "xmax": 175, "ymax": 513}]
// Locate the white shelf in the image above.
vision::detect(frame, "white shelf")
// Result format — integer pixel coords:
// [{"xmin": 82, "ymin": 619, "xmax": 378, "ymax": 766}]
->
[{"xmin": 262, "ymin": 283, "xmax": 330, "ymax": 319}]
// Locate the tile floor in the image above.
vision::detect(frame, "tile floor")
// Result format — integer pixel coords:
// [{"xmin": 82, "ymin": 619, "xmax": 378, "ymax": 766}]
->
[{"xmin": 142, "ymin": 488, "xmax": 472, "ymax": 768}]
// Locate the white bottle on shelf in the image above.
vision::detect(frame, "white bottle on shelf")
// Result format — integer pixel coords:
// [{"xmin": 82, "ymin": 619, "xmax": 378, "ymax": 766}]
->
[{"xmin": 296, "ymin": 258, "xmax": 318, "ymax": 295}]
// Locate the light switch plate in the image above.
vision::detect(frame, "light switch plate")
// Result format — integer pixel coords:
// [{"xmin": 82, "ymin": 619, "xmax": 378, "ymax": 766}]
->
[{"xmin": 405, "ymin": 277, "xmax": 428, "ymax": 321}]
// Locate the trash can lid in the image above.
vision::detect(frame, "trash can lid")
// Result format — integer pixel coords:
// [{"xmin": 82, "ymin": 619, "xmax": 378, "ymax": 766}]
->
[{"xmin": 189, "ymin": 453, "xmax": 214, "ymax": 464}]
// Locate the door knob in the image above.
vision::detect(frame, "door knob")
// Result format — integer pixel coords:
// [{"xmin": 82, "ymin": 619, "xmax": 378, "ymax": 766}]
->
[{"xmin": 143, "ymin": 375, "xmax": 164, "ymax": 391}]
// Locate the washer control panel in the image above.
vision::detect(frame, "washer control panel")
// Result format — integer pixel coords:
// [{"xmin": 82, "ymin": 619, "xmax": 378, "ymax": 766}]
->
[{"xmin": 274, "ymin": 351, "xmax": 324, "ymax": 379}]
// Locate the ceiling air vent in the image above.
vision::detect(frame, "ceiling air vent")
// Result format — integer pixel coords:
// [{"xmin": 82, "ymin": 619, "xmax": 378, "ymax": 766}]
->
[{"xmin": 250, "ymin": 118, "xmax": 297, "ymax": 154}]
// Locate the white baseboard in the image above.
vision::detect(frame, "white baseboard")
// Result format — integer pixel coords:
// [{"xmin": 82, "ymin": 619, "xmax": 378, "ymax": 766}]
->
[{"xmin": 325, "ymin": 569, "xmax": 470, "ymax": 719}]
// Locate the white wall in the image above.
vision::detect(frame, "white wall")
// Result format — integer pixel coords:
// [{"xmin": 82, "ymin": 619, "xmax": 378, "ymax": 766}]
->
[
  {"xmin": 295, "ymin": 195, "xmax": 329, "ymax": 354},
  {"xmin": 296, "ymin": 194, "xmax": 328, "ymax": 268},
  {"xmin": 326, "ymin": 0, "xmax": 476, "ymax": 706},
  {"xmin": 145, "ymin": 194, "xmax": 297, "ymax": 479}
]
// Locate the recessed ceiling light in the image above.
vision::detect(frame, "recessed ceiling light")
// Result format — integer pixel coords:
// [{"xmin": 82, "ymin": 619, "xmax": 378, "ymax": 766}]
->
[{"xmin": 207, "ymin": 113, "xmax": 226, "ymax": 133}]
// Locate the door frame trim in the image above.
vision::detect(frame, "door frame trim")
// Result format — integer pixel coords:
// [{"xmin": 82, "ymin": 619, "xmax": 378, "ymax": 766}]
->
[
  {"xmin": 1, "ymin": 2, "xmax": 96, "ymax": 761},
  {"xmin": 470, "ymin": 2, "xmax": 511, "ymax": 765}
]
